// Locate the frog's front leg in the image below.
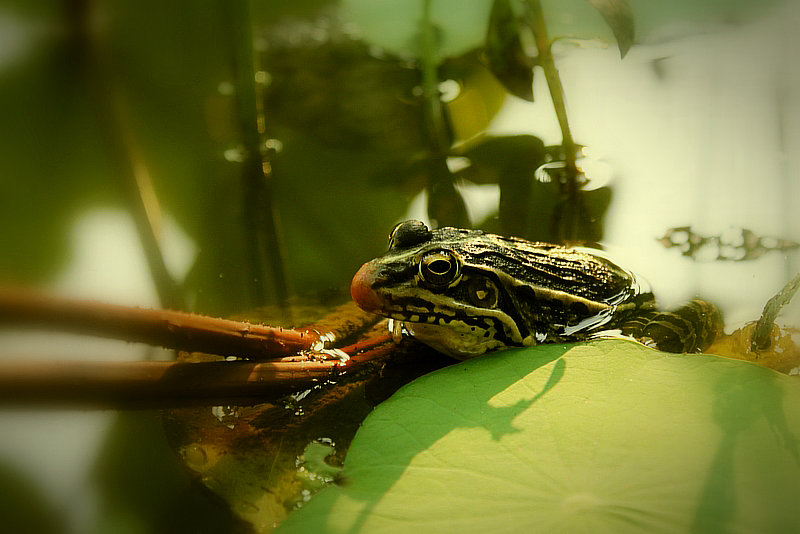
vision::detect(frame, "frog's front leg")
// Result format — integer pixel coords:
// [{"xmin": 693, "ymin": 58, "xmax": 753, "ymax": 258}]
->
[{"xmin": 620, "ymin": 299, "xmax": 722, "ymax": 353}]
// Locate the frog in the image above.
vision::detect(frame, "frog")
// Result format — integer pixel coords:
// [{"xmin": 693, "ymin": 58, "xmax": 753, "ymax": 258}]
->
[{"xmin": 351, "ymin": 220, "xmax": 721, "ymax": 359}]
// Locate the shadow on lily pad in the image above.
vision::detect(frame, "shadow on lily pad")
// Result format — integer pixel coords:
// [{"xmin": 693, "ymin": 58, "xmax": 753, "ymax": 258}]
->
[{"xmin": 279, "ymin": 340, "xmax": 800, "ymax": 534}]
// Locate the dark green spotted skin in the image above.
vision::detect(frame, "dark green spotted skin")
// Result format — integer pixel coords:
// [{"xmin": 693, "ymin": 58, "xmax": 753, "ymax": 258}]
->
[
  {"xmin": 353, "ymin": 220, "xmax": 722, "ymax": 359},
  {"xmin": 620, "ymin": 299, "xmax": 721, "ymax": 354}
]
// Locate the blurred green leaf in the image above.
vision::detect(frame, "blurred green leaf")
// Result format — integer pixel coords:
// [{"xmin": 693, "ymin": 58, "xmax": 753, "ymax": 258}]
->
[
  {"xmin": 342, "ymin": 0, "xmax": 494, "ymax": 58},
  {"xmin": 631, "ymin": 0, "xmax": 780, "ymax": 38},
  {"xmin": 0, "ymin": 27, "xmax": 115, "ymax": 284},
  {"xmin": 340, "ymin": 0, "xmax": 629, "ymax": 61},
  {"xmin": 585, "ymin": 0, "xmax": 635, "ymax": 57},
  {"xmin": 280, "ymin": 340, "xmax": 800, "ymax": 533},
  {"xmin": 428, "ymin": 159, "xmax": 470, "ymax": 229},
  {"xmin": 93, "ymin": 413, "xmax": 249, "ymax": 534},
  {"xmin": 0, "ymin": 460, "xmax": 66, "ymax": 534},
  {"xmin": 459, "ymin": 135, "xmax": 546, "ymax": 183},
  {"xmin": 485, "ymin": 0, "xmax": 536, "ymax": 101},
  {"xmin": 542, "ymin": 0, "xmax": 778, "ymax": 45},
  {"xmin": 268, "ymin": 129, "xmax": 411, "ymax": 298},
  {"xmin": 261, "ymin": 17, "xmax": 426, "ymax": 153},
  {"xmin": 0, "ymin": 2, "xmax": 420, "ymax": 314},
  {"xmin": 2, "ymin": 0, "xmax": 776, "ymax": 302},
  {"xmin": 458, "ymin": 135, "xmax": 549, "ymax": 238}
]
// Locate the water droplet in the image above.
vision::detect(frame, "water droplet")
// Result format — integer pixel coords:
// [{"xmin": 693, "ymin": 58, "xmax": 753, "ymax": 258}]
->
[
  {"xmin": 438, "ymin": 79, "xmax": 461, "ymax": 102},
  {"xmin": 254, "ymin": 70, "xmax": 272, "ymax": 86},
  {"xmin": 263, "ymin": 138, "xmax": 283, "ymax": 153},
  {"xmin": 224, "ymin": 146, "xmax": 246, "ymax": 162},
  {"xmin": 446, "ymin": 156, "xmax": 470, "ymax": 173},
  {"xmin": 181, "ymin": 443, "xmax": 208, "ymax": 469},
  {"xmin": 217, "ymin": 81, "xmax": 235, "ymax": 96}
]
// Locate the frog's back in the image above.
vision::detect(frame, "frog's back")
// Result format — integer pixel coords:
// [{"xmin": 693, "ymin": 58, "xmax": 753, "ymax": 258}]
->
[{"xmin": 352, "ymin": 220, "xmax": 719, "ymax": 358}]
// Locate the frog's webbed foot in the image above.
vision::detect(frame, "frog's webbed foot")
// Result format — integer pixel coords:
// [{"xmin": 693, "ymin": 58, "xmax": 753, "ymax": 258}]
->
[{"xmin": 621, "ymin": 299, "xmax": 723, "ymax": 353}]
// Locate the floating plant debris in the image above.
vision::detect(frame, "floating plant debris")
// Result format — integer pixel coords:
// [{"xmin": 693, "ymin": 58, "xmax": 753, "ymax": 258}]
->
[{"xmin": 658, "ymin": 226, "xmax": 798, "ymax": 261}]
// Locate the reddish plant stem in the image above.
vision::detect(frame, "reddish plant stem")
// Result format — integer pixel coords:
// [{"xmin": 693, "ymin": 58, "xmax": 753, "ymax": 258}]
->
[
  {"xmin": 338, "ymin": 333, "xmax": 394, "ymax": 355},
  {"xmin": 0, "ymin": 288, "xmax": 319, "ymax": 359},
  {"xmin": 0, "ymin": 343, "xmax": 395, "ymax": 409}
]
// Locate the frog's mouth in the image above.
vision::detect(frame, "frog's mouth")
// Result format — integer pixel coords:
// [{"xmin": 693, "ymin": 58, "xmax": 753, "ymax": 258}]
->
[
  {"xmin": 351, "ymin": 260, "xmax": 502, "ymax": 327},
  {"xmin": 350, "ymin": 261, "xmax": 384, "ymax": 314},
  {"xmin": 351, "ymin": 260, "xmax": 525, "ymax": 358}
]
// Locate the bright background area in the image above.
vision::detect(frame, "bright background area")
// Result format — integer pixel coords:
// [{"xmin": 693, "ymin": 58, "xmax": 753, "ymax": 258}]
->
[{"xmin": 405, "ymin": 0, "xmax": 800, "ymax": 326}]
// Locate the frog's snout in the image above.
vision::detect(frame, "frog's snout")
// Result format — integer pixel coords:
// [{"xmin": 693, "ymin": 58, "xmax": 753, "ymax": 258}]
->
[{"xmin": 351, "ymin": 261, "xmax": 383, "ymax": 313}]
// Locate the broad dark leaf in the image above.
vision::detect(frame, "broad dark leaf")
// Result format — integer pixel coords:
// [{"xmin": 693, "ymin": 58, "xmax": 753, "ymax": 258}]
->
[
  {"xmin": 0, "ymin": 460, "xmax": 66, "ymax": 534},
  {"xmin": 428, "ymin": 158, "xmax": 471, "ymax": 229},
  {"xmin": 485, "ymin": 0, "xmax": 537, "ymax": 101},
  {"xmin": 550, "ymin": 185, "xmax": 612, "ymax": 244},
  {"xmin": 585, "ymin": 0, "xmax": 635, "ymax": 57},
  {"xmin": 262, "ymin": 18, "xmax": 426, "ymax": 152},
  {"xmin": 457, "ymin": 135, "xmax": 546, "ymax": 236}
]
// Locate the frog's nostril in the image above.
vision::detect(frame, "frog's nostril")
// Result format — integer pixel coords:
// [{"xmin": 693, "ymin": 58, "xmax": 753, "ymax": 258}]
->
[{"xmin": 351, "ymin": 262, "xmax": 382, "ymax": 313}]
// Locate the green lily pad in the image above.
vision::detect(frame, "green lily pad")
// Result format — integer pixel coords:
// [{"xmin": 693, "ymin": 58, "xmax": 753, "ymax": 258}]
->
[{"xmin": 279, "ymin": 340, "xmax": 800, "ymax": 533}]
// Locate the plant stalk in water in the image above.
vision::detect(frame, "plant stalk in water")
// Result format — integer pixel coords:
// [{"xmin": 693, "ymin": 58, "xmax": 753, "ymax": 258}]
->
[
  {"xmin": 525, "ymin": 0, "xmax": 581, "ymax": 240},
  {"xmin": 225, "ymin": 1, "xmax": 291, "ymax": 313},
  {"xmin": 419, "ymin": 0, "xmax": 469, "ymax": 227},
  {"xmin": 751, "ymin": 272, "xmax": 800, "ymax": 351},
  {"xmin": 76, "ymin": 1, "xmax": 184, "ymax": 310},
  {"xmin": 420, "ymin": 0, "xmax": 448, "ymax": 158}
]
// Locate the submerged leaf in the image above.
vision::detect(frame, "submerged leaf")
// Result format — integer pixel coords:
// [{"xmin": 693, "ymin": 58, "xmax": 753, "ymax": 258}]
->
[
  {"xmin": 485, "ymin": 0, "xmax": 537, "ymax": 101},
  {"xmin": 281, "ymin": 340, "xmax": 800, "ymax": 533},
  {"xmin": 711, "ymin": 322, "xmax": 800, "ymax": 374},
  {"xmin": 585, "ymin": 0, "xmax": 635, "ymax": 57},
  {"xmin": 342, "ymin": 0, "xmax": 495, "ymax": 58},
  {"xmin": 457, "ymin": 135, "xmax": 546, "ymax": 236},
  {"xmin": 428, "ymin": 159, "xmax": 471, "ymax": 229}
]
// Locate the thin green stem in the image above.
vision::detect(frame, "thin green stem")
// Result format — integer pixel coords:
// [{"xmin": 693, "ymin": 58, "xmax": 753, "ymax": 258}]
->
[
  {"xmin": 525, "ymin": 0, "xmax": 581, "ymax": 240},
  {"xmin": 419, "ymin": 0, "xmax": 469, "ymax": 227},
  {"xmin": 525, "ymin": 0, "xmax": 578, "ymax": 174},
  {"xmin": 225, "ymin": 0, "xmax": 291, "ymax": 313},
  {"xmin": 76, "ymin": 0, "xmax": 184, "ymax": 310},
  {"xmin": 752, "ymin": 272, "xmax": 800, "ymax": 351},
  {"xmin": 420, "ymin": 0, "xmax": 448, "ymax": 157}
]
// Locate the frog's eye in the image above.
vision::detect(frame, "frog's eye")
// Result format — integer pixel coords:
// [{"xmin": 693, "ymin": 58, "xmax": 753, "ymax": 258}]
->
[
  {"xmin": 468, "ymin": 277, "xmax": 499, "ymax": 308},
  {"xmin": 419, "ymin": 250, "xmax": 460, "ymax": 287}
]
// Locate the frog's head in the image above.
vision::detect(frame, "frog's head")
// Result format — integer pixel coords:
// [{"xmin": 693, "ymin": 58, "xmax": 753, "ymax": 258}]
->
[
  {"xmin": 352, "ymin": 220, "xmax": 645, "ymax": 359},
  {"xmin": 351, "ymin": 220, "xmax": 528, "ymax": 359}
]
